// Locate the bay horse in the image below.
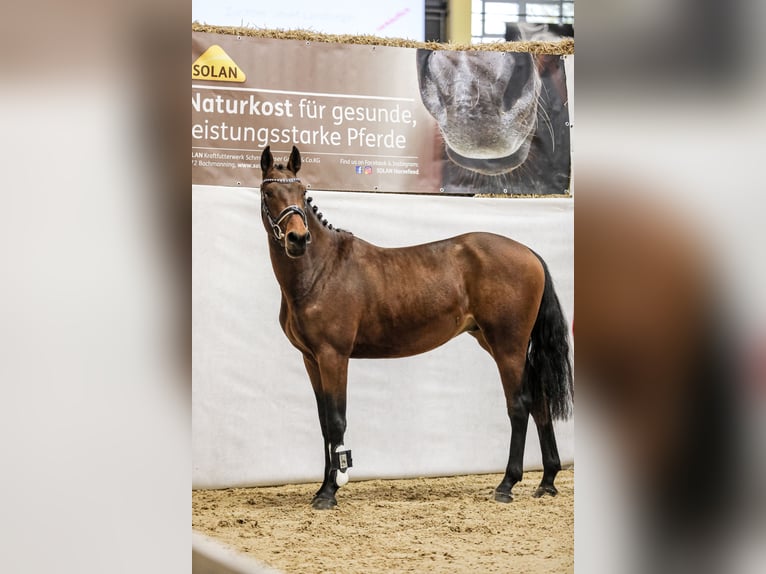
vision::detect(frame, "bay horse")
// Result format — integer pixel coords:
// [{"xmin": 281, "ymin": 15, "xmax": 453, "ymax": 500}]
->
[{"xmin": 259, "ymin": 145, "xmax": 572, "ymax": 509}]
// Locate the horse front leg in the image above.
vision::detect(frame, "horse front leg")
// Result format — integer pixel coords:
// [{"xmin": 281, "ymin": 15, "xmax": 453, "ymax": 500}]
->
[
  {"xmin": 305, "ymin": 350, "xmax": 351, "ymax": 510},
  {"xmin": 302, "ymin": 355, "xmax": 334, "ymax": 505}
]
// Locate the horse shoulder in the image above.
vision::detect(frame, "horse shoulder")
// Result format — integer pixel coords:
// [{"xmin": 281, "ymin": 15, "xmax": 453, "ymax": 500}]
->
[
  {"xmin": 333, "ymin": 237, "xmax": 385, "ymax": 294},
  {"xmin": 283, "ymin": 289, "xmax": 360, "ymax": 357}
]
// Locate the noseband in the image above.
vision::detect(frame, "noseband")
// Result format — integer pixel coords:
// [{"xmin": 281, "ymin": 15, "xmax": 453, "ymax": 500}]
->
[{"xmin": 260, "ymin": 177, "xmax": 311, "ymax": 244}]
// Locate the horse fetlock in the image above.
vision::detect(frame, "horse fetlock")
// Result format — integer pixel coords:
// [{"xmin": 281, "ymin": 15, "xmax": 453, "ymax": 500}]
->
[{"xmin": 495, "ymin": 475, "xmax": 518, "ymax": 503}]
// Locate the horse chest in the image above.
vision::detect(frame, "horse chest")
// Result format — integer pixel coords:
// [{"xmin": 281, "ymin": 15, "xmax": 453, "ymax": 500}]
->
[
  {"xmin": 280, "ymin": 300, "xmax": 343, "ymax": 354},
  {"xmin": 280, "ymin": 307, "xmax": 309, "ymax": 352}
]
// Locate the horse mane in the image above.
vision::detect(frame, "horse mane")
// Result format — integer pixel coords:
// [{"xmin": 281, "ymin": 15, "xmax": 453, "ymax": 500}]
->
[{"xmin": 306, "ymin": 196, "xmax": 352, "ymax": 236}]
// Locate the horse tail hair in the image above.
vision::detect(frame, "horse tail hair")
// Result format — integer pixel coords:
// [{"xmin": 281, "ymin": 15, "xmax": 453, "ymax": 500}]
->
[{"xmin": 525, "ymin": 253, "xmax": 573, "ymax": 421}]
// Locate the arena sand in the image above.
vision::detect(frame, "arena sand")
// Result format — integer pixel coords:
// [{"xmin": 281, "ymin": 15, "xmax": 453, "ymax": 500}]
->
[{"xmin": 192, "ymin": 469, "xmax": 573, "ymax": 573}]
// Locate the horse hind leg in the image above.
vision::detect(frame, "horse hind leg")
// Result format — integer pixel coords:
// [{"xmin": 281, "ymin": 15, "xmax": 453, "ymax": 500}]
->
[
  {"xmin": 531, "ymin": 397, "xmax": 563, "ymax": 498},
  {"xmin": 496, "ymin": 389, "xmax": 531, "ymax": 502},
  {"xmin": 470, "ymin": 329, "xmax": 531, "ymax": 502},
  {"xmin": 490, "ymin": 346, "xmax": 532, "ymax": 503}
]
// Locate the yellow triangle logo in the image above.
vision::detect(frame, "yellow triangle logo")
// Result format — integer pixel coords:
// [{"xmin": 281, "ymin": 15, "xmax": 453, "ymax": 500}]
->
[{"xmin": 192, "ymin": 45, "xmax": 246, "ymax": 83}]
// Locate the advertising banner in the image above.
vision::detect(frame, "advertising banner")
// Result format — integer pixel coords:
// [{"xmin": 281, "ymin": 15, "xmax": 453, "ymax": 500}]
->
[{"xmin": 191, "ymin": 32, "xmax": 571, "ymax": 195}]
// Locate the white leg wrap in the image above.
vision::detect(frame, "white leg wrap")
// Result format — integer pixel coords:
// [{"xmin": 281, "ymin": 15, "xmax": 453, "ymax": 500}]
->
[
  {"xmin": 334, "ymin": 444, "xmax": 350, "ymax": 487},
  {"xmin": 335, "ymin": 470, "xmax": 349, "ymax": 487}
]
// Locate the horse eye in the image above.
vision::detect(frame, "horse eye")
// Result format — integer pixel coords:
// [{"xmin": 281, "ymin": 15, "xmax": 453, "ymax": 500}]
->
[{"xmin": 263, "ymin": 190, "xmax": 272, "ymax": 198}]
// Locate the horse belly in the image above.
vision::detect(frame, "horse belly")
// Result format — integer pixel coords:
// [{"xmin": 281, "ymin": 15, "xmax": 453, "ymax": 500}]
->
[{"xmin": 350, "ymin": 312, "xmax": 472, "ymax": 359}]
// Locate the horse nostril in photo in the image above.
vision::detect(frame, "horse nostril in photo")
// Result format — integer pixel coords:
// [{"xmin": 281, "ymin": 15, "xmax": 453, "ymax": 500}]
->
[
  {"xmin": 287, "ymin": 231, "xmax": 300, "ymax": 243},
  {"xmin": 287, "ymin": 231, "xmax": 307, "ymax": 247}
]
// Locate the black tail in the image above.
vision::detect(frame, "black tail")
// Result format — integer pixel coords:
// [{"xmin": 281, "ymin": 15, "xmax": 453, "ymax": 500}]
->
[{"xmin": 525, "ymin": 254, "xmax": 573, "ymax": 420}]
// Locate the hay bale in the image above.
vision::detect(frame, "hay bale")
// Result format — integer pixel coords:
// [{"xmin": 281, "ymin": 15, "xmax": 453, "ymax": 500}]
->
[{"xmin": 191, "ymin": 23, "xmax": 574, "ymax": 55}]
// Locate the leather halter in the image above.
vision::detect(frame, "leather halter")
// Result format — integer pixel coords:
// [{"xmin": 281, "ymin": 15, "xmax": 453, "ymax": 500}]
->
[{"xmin": 260, "ymin": 177, "xmax": 311, "ymax": 244}]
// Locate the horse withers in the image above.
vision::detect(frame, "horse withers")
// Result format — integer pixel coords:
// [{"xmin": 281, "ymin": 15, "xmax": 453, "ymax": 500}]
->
[{"xmin": 258, "ymin": 145, "xmax": 572, "ymax": 509}]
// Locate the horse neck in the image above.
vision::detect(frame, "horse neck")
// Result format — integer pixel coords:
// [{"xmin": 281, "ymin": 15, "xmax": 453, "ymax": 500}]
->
[{"xmin": 267, "ymin": 214, "xmax": 340, "ymax": 302}]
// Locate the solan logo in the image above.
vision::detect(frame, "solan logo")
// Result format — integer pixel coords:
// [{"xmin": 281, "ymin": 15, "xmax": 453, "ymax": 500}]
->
[{"xmin": 192, "ymin": 45, "xmax": 246, "ymax": 83}]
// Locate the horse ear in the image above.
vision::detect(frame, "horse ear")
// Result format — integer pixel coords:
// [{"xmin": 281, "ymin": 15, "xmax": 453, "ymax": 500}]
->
[
  {"xmin": 287, "ymin": 145, "xmax": 301, "ymax": 175},
  {"xmin": 260, "ymin": 146, "xmax": 273, "ymax": 175}
]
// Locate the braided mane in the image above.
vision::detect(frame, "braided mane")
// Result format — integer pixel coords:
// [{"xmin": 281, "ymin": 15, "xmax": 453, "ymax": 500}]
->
[{"xmin": 306, "ymin": 196, "xmax": 352, "ymax": 235}]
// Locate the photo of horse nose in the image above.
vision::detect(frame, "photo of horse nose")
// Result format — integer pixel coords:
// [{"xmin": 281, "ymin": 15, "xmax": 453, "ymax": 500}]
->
[{"xmin": 285, "ymin": 229, "xmax": 310, "ymax": 257}]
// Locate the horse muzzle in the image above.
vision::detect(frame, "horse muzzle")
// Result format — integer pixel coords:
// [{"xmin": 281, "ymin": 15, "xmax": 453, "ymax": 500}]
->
[
  {"xmin": 263, "ymin": 202, "xmax": 312, "ymax": 255},
  {"xmin": 285, "ymin": 230, "xmax": 311, "ymax": 258},
  {"xmin": 445, "ymin": 139, "xmax": 533, "ymax": 175}
]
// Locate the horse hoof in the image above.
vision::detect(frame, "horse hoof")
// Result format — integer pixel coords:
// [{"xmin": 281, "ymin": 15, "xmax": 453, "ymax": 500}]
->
[
  {"xmin": 311, "ymin": 496, "xmax": 337, "ymax": 510},
  {"xmin": 494, "ymin": 490, "xmax": 513, "ymax": 503},
  {"xmin": 533, "ymin": 485, "xmax": 558, "ymax": 498}
]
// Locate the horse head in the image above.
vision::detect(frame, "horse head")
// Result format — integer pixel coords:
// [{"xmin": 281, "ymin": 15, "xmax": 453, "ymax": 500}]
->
[
  {"xmin": 417, "ymin": 44, "xmax": 541, "ymax": 176},
  {"xmin": 260, "ymin": 145, "xmax": 311, "ymax": 258}
]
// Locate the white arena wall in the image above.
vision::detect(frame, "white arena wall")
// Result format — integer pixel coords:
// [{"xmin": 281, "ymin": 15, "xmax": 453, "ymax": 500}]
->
[{"xmin": 192, "ymin": 186, "xmax": 573, "ymax": 489}]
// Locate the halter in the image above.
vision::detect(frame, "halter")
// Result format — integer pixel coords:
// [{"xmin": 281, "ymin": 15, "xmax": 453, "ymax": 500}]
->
[{"xmin": 260, "ymin": 177, "xmax": 311, "ymax": 244}]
